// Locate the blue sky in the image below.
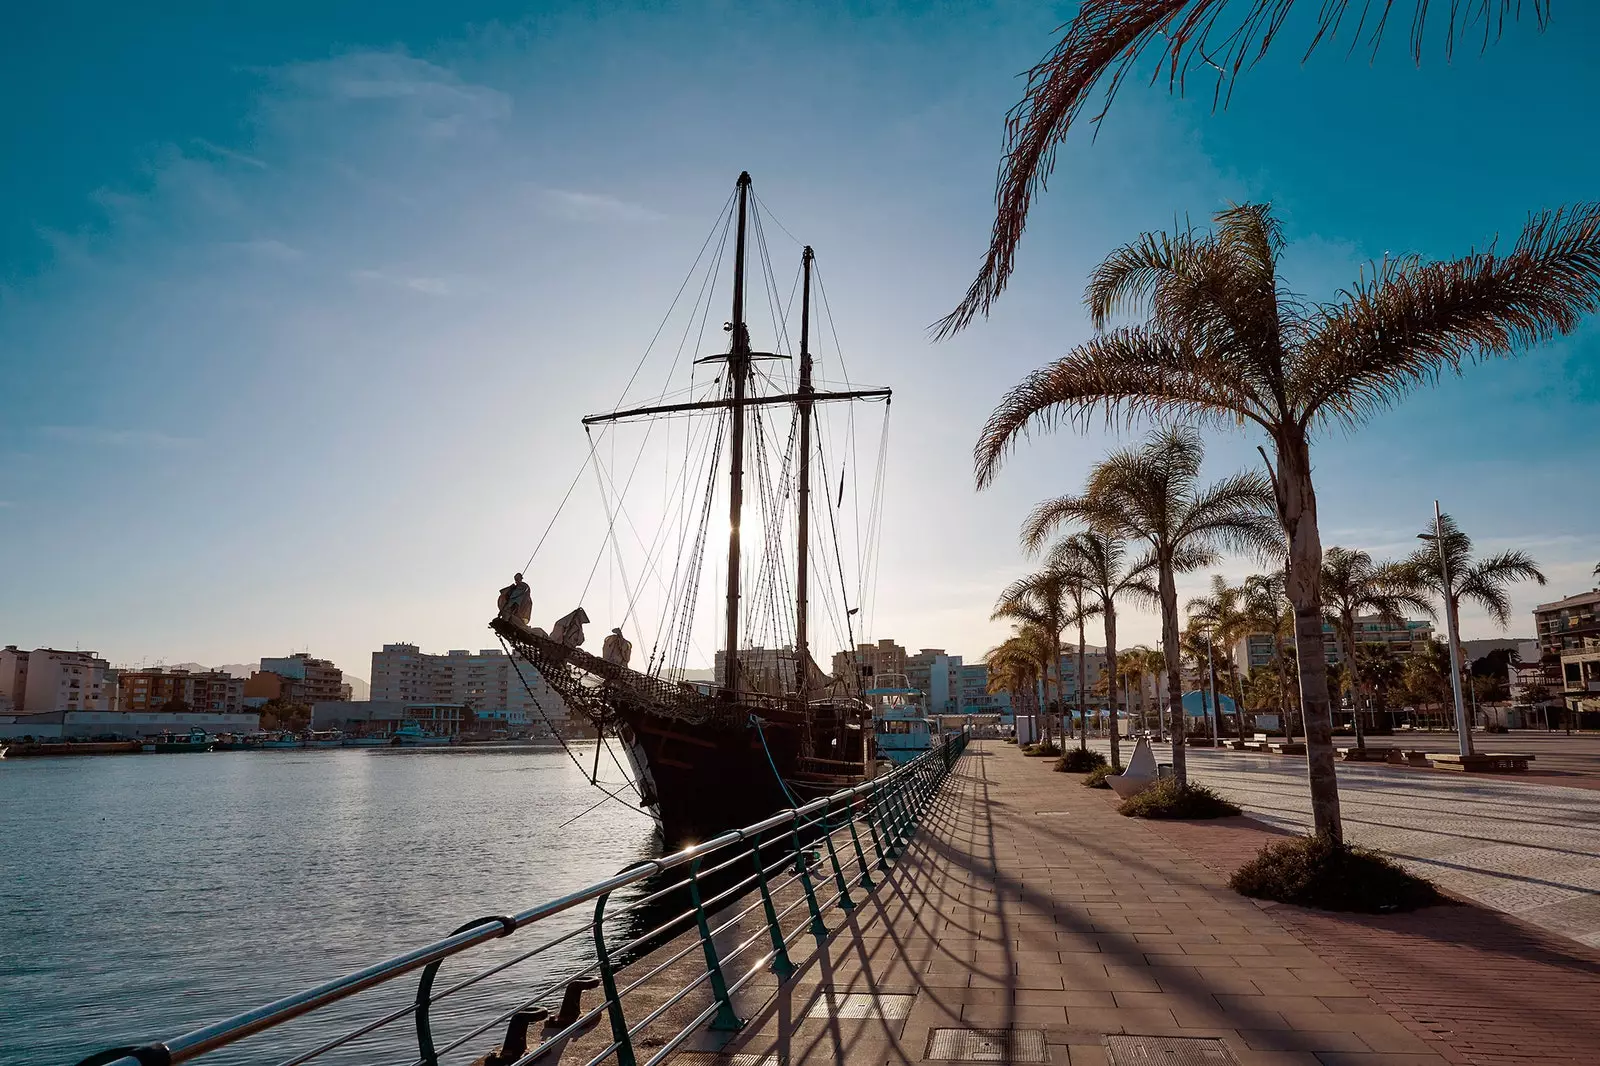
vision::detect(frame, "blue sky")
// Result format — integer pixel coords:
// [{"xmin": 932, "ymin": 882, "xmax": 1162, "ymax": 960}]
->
[{"xmin": 3, "ymin": 1, "xmax": 1598, "ymax": 680}]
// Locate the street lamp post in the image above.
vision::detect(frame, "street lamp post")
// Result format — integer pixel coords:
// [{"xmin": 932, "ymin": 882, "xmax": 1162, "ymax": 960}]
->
[{"xmin": 1418, "ymin": 499, "xmax": 1472, "ymax": 758}]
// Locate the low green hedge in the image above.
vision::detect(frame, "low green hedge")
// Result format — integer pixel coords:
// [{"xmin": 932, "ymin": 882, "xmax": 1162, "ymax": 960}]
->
[
  {"xmin": 1023, "ymin": 741, "xmax": 1062, "ymax": 757},
  {"xmin": 1082, "ymin": 764, "xmax": 1114, "ymax": 789}
]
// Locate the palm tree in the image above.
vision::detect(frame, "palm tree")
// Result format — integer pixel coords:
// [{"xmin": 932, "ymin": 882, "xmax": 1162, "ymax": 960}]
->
[
  {"xmin": 1118, "ymin": 644, "xmax": 1163, "ymax": 732},
  {"xmin": 936, "ymin": 0, "xmax": 1546, "ymax": 335},
  {"xmin": 1320, "ymin": 547, "xmax": 1434, "ymax": 750},
  {"xmin": 986, "ymin": 630, "xmax": 1048, "ymax": 735},
  {"xmin": 1406, "ymin": 513, "xmax": 1547, "ymax": 733},
  {"xmin": 1241, "ymin": 569, "xmax": 1297, "ymax": 742},
  {"xmin": 993, "ymin": 569, "xmax": 1079, "ymax": 744},
  {"xmin": 1018, "ymin": 428, "xmax": 1277, "ymax": 784},
  {"xmin": 1043, "ymin": 545, "xmax": 1099, "ymax": 750},
  {"xmin": 1048, "ymin": 531, "xmax": 1156, "ymax": 769},
  {"xmin": 974, "ymin": 203, "xmax": 1600, "ymax": 841},
  {"xmin": 1187, "ymin": 575, "xmax": 1252, "ymax": 742}
]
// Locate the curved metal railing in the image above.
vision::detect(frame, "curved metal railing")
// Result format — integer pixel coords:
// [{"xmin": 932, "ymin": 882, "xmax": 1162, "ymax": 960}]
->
[{"xmin": 75, "ymin": 732, "xmax": 969, "ymax": 1066}]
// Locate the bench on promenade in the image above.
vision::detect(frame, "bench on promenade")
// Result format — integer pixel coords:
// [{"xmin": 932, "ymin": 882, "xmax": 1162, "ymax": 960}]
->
[
  {"xmin": 1337, "ymin": 746, "xmax": 1390, "ymax": 762},
  {"xmin": 1386, "ymin": 749, "xmax": 1431, "ymax": 766},
  {"xmin": 1269, "ymin": 741, "xmax": 1306, "ymax": 755},
  {"xmin": 1429, "ymin": 752, "xmax": 1534, "ymax": 773}
]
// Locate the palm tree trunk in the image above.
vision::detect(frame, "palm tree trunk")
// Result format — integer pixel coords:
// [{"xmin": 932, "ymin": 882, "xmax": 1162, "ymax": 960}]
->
[
  {"xmin": 1105, "ymin": 603, "xmax": 1121, "ymax": 771},
  {"xmin": 1230, "ymin": 664, "xmax": 1245, "ymax": 741},
  {"xmin": 1158, "ymin": 557, "xmax": 1187, "ymax": 784},
  {"xmin": 1342, "ymin": 614, "xmax": 1365, "ymax": 751},
  {"xmin": 1279, "ymin": 438, "xmax": 1343, "ymax": 842},
  {"xmin": 1077, "ymin": 613, "xmax": 1088, "ymax": 751}
]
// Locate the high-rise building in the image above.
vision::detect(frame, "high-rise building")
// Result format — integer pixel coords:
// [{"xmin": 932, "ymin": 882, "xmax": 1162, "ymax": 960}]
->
[
  {"xmin": 0, "ymin": 647, "xmax": 29, "ymax": 710},
  {"xmin": 370, "ymin": 644, "xmax": 561, "ymax": 728},
  {"xmin": 712, "ymin": 646, "xmax": 828, "ymax": 695},
  {"xmin": 906, "ymin": 649, "xmax": 963, "ymax": 714}
]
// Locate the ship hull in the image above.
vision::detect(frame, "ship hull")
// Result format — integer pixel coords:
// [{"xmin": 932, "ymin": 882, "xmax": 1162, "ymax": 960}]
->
[{"xmin": 615, "ymin": 712, "xmax": 799, "ymax": 847}]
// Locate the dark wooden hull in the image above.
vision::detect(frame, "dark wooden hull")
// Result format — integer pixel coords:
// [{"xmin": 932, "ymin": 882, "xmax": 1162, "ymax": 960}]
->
[{"xmin": 615, "ymin": 711, "xmax": 803, "ymax": 846}]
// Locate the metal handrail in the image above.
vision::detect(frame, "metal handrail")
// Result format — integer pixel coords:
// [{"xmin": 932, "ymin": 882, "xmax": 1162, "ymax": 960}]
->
[{"xmin": 77, "ymin": 731, "xmax": 968, "ymax": 1066}]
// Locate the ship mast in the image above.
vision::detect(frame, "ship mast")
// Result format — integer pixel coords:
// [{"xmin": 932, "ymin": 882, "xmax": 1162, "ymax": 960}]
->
[
  {"xmin": 794, "ymin": 246, "xmax": 814, "ymax": 702},
  {"xmin": 722, "ymin": 173, "xmax": 752, "ymax": 697},
  {"xmin": 578, "ymin": 173, "xmax": 890, "ymax": 697}
]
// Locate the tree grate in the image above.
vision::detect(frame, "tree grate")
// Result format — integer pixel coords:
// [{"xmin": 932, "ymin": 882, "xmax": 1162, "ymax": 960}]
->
[
  {"xmin": 1105, "ymin": 1034, "xmax": 1238, "ymax": 1064},
  {"xmin": 925, "ymin": 1028, "xmax": 1049, "ymax": 1062}
]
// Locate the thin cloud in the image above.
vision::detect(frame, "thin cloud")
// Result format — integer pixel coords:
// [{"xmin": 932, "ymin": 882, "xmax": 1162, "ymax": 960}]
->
[
  {"xmin": 538, "ymin": 188, "xmax": 665, "ymax": 224},
  {"xmin": 352, "ymin": 268, "xmax": 451, "ymax": 296},
  {"xmin": 191, "ymin": 138, "xmax": 268, "ymax": 170},
  {"xmin": 268, "ymin": 51, "xmax": 511, "ymax": 139},
  {"xmin": 39, "ymin": 426, "xmax": 195, "ymax": 448}
]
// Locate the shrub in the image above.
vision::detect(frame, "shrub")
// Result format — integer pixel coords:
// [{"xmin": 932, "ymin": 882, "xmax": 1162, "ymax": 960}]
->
[
  {"xmin": 1116, "ymin": 778, "xmax": 1241, "ymax": 820},
  {"xmin": 1229, "ymin": 834, "xmax": 1442, "ymax": 913},
  {"xmin": 1023, "ymin": 741, "xmax": 1062, "ymax": 757},
  {"xmin": 1054, "ymin": 748, "xmax": 1108, "ymax": 773},
  {"xmin": 1082, "ymin": 765, "xmax": 1114, "ymax": 789}
]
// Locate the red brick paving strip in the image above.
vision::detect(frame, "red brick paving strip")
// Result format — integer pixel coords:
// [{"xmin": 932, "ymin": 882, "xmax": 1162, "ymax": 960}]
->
[{"xmin": 1137, "ymin": 801, "xmax": 1600, "ymax": 1064}]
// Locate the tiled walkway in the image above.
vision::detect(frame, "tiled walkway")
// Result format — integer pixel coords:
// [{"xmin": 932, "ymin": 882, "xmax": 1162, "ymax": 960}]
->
[
  {"xmin": 1151, "ymin": 747, "xmax": 1600, "ymax": 948},
  {"xmin": 687, "ymin": 741, "xmax": 1590, "ymax": 1065}
]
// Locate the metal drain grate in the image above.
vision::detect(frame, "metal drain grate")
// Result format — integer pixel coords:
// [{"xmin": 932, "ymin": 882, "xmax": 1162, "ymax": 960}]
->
[
  {"xmin": 806, "ymin": 992, "xmax": 916, "ymax": 1019},
  {"xmin": 1106, "ymin": 1034, "xmax": 1238, "ymax": 1064},
  {"xmin": 926, "ymin": 1028, "xmax": 1049, "ymax": 1062}
]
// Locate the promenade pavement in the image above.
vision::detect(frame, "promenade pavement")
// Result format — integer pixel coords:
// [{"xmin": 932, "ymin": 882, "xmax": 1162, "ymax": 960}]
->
[
  {"xmin": 1141, "ymin": 745, "xmax": 1600, "ymax": 949},
  {"xmin": 676, "ymin": 740, "xmax": 1600, "ymax": 1065}
]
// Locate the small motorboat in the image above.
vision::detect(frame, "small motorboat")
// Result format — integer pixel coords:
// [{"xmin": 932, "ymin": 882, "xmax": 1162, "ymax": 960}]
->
[{"xmin": 390, "ymin": 721, "xmax": 452, "ymax": 747}]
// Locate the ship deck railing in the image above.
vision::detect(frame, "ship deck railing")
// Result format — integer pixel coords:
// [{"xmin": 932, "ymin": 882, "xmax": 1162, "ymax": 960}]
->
[{"xmin": 76, "ymin": 731, "xmax": 969, "ymax": 1066}]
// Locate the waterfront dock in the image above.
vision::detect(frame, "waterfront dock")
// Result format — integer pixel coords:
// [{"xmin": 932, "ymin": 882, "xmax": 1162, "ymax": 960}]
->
[{"xmin": 687, "ymin": 741, "xmax": 1600, "ymax": 1065}]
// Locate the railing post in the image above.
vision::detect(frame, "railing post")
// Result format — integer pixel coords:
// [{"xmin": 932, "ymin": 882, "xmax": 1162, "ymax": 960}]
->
[
  {"xmin": 750, "ymin": 835, "xmax": 796, "ymax": 981},
  {"xmin": 687, "ymin": 855, "xmax": 746, "ymax": 1032},
  {"xmin": 415, "ymin": 914, "xmax": 516, "ymax": 1066},
  {"xmin": 791, "ymin": 811, "xmax": 830, "ymax": 943},
  {"xmin": 593, "ymin": 890, "xmax": 637, "ymax": 1066},
  {"xmin": 844, "ymin": 793, "xmax": 877, "ymax": 891},
  {"xmin": 820, "ymin": 797, "xmax": 856, "ymax": 911},
  {"xmin": 864, "ymin": 780, "xmax": 891, "ymax": 872}
]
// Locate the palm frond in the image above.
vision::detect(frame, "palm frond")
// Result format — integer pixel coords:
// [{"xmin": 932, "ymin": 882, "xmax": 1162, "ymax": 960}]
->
[
  {"xmin": 934, "ymin": 0, "xmax": 1545, "ymax": 337},
  {"xmin": 1299, "ymin": 203, "xmax": 1600, "ymax": 429},
  {"xmin": 973, "ymin": 328, "xmax": 1263, "ymax": 488},
  {"xmin": 1021, "ymin": 495, "xmax": 1091, "ymax": 553}
]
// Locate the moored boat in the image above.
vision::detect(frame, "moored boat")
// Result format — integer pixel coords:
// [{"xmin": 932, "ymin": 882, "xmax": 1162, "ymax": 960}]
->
[
  {"xmin": 341, "ymin": 734, "xmax": 390, "ymax": 747},
  {"xmin": 390, "ymin": 721, "xmax": 452, "ymax": 746},
  {"xmin": 303, "ymin": 729, "xmax": 345, "ymax": 749},
  {"xmin": 256, "ymin": 731, "xmax": 303, "ymax": 749},
  {"xmin": 145, "ymin": 729, "xmax": 214, "ymax": 754},
  {"xmin": 866, "ymin": 674, "xmax": 937, "ymax": 767}
]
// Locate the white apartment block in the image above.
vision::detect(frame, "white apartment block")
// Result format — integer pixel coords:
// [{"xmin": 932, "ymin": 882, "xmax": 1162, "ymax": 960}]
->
[
  {"xmin": 370, "ymin": 644, "xmax": 562, "ymax": 728},
  {"xmin": 3, "ymin": 647, "xmax": 118, "ymax": 712}
]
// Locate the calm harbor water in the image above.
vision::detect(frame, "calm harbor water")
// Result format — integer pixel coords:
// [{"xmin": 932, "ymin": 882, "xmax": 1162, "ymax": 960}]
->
[{"xmin": 0, "ymin": 743, "xmax": 661, "ymax": 1066}]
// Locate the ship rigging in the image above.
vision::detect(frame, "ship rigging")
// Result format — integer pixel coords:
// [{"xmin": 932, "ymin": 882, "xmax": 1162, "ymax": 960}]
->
[{"xmin": 493, "ymin": 172, "xmax": 892, "ymax": 844}]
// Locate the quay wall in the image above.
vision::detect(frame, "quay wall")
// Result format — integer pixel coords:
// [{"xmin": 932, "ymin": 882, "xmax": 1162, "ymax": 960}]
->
[{"xmin": 0, "ymin": 711, "xmax": 261, "ymax": 740}]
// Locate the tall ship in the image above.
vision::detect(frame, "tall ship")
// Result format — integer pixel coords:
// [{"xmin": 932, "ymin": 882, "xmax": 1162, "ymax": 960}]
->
[{"xmin": 493, "ymin": 172, "xmax": 891, "ymax": 845}]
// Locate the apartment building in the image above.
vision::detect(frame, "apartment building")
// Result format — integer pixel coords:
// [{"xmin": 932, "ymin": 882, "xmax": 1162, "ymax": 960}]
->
[
  {"xmin": 255, "ymin": 653, "xmax": 347, "ymax": 704},
  {"xmin": 1534, "ymin": 590, "xmax": 1600, "ymax": 716},
  {"xmin": 712, "ymin": 646, "xmax": 828, "ymax": 695},
  {"xmin": 370, "ymin": 644, "xmax": 561, "ymax": 728},
  {"xmin": 1234, "ymin": 615, "xmax": 1434, "ymax": 673},
  {"xmin": 119, "ymin": 667, "xmax": 246, "ymax": 714},
  {"xmin": 3, "ymin": 648, "xmax": 117, "ymax": 712},
  {"xmin": 906, "ymin": 649, "xmax": 963, "ymax": 714},
  {"xmin": 831, "ymin": 638, "xmax": 908, "ymax": 687}
]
